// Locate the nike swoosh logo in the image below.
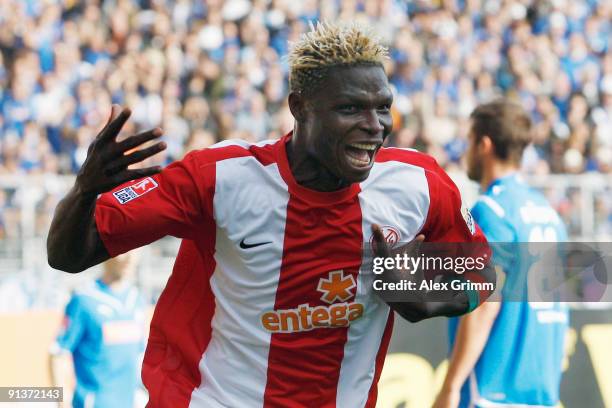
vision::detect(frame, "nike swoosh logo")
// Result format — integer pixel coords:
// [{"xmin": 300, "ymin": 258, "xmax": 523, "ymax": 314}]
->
[{"xmin": 239, "ymin": 239, "xmax": 272, "ymax": 249}]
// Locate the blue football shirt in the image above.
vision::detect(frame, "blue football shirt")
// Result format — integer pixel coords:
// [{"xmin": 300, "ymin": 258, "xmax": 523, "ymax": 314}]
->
[
  {"xmin": 449, "ymin": 174, "xmax": 569, "ymax": 407},
  {"xmin": 56, "ymin": 279, "xmax": 146, "ymax": 408}
]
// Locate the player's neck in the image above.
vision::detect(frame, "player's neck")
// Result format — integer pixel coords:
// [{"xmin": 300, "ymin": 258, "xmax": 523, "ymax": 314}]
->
[
  {"xmin": 481, "ymin": 161, "xmax": 519, "ymax": 191},
  {"xmin": 286, "ymin": 132, "xmax": 351, "ymax": 192}
]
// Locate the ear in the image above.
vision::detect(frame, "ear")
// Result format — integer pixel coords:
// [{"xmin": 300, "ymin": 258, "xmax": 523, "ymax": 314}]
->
[
  {"xmin": 288, "ymin": 91, "xmax": 306, "ymax": 123},
  {"xmin": 479, "ymin": 135, "xmax": 494, "ymax": 156}
]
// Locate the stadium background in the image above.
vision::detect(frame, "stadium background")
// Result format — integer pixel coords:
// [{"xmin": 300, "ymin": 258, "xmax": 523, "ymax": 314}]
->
[{"xmin": 0, "ymin": 0, "xmax": 610, "ymax": 406}]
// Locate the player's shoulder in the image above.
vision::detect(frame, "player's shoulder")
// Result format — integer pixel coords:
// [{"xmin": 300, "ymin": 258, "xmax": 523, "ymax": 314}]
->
[
  {"xmin": 472, "ymin": 181, "xmax": 519, "ymax": 226},
  {"xmin": 473, "ymin": 194, "xmax": 506, "ymax": 220},
  {"xmin": 66, "ymin": 282, "xmax": 99, "ymax": 312},
  {"xmin": 478, "ymin": 175, "xmax": 550, "ymax": 216},
  {"xmin": 72, "ymin": 281, "xmax": 97, "ymax": 298},
  {"xmin": 474, "ymin": 175, "xmax": 563, "ymax": 233},
  {"xmin": 185, "ymin": 138, "xmax": 280, "ymax": 167},
  {"xmin": 72, "ymin": 280, "xmax": 113, "ymax": 305}
]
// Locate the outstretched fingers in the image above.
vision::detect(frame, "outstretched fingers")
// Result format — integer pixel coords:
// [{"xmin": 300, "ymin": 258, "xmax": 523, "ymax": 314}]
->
[
  {"xmin": 104, "ymin": 141, "xmax": 167, "ymax": 176},
  {"xmin": 76, "ymin": 105, "xmax": 169, "ymax": 198},
  {"xmin": 117, "ymin": 128, "xmax": 163, "ymax": 152},
  {"xmin": 97, "ymin": 105, "xmax": 118, "ymax": 135},
  {"xmin": 102, "ymin": 128, "xmax": 164, "ymax": 161},
  {"xmin": 98, "ymin": 106, "xmax": 132, "ymax": 143}
]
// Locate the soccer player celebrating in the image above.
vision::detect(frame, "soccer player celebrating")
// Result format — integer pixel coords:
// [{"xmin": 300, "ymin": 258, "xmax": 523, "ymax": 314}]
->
[
  {"xmin": 50, "ymin": 252, "xmax": 146, "ymax": 408},
  {"xmin": 48, "ymin": 23, "xmax": 494, "ymax": 407},
  {"xmin": 433, "ymin": 100, "xmax": 569, "ymax": 408}
]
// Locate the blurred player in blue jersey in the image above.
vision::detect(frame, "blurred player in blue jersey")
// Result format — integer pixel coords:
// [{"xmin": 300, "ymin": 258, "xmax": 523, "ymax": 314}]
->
[
  {"xmin": 50, "ymin": 252, "xmax": 146, "ymax": 408},
  {"xmin": 433, "ymin": 100, "xmax": 569, "ymax": 408}
]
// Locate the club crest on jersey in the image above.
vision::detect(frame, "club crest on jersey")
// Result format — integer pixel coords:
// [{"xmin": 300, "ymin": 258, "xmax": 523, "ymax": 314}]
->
[
  {"xmin": 260, "ymin": 270, "xmax": 364, "ymax": 333},
  {"xmin": 112, "ymin": 177, "xmax": 158, "ymax": 204},
  {"xmin": 462, "ymin": 204, "xmax": 476, "ymax": 235},
  {"xmin": 369, "ymin": 225, "xmax": 401, "ymax": 250}
]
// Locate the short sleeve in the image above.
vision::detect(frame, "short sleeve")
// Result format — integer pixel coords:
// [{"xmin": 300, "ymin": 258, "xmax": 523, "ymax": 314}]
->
[
  {"xmin": 95, "ymin": 151, "xmax": 214, "ymax": 257},
  {"xmin": 471, "ymin": 198, "xmax": 515, "ymax": 242},
  {"xmin": 419, "ymin": 166, "xmax": 488, "ymax": 245},
  {"xmin": 56, "ymin": 296, "xmax": 86, "ymax": 353}
]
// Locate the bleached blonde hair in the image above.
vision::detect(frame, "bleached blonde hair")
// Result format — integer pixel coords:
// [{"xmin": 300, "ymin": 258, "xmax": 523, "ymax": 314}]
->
[{"xmin": 288, "ymin": 21, "xmax": 388, "ymax": 94}]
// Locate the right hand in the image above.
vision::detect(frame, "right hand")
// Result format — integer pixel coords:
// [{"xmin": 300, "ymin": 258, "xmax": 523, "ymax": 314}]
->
[
  {"xmin": 75, "ymin": 105, "xmax": 167, "ymax": 198},
  {"xmin": 371, "ymin": 223, "xmax": 426, "ymax": 297}
]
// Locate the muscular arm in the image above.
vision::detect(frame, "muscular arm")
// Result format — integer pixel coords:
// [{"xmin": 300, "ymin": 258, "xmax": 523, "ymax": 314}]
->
[
  {"xmin": 385, "ymin": 262, "xmax": 496, "ymax": 323},
  {"xmin": 47, "ymin": 186, "xmax": 109, "ymax": 272},
  {"xmin": 47, "ymin": 105, "xmax": 166, "ymax": 272},
  {"xmin": 400, "ymin": 261, "xmax": 496, "ymax": 322},
  {"xmin": 49, "ymin": 351, "xmax": 74, "ymax": 403},
  {"xmin": 432, "ymin": 299, "xmax": 501, "ymax": 408}
]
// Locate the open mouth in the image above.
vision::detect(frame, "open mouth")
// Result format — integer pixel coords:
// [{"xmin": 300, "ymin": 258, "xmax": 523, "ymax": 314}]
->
[{"xmin": 345, "ymin": 143, "xmax": 379, "ymax": 168}]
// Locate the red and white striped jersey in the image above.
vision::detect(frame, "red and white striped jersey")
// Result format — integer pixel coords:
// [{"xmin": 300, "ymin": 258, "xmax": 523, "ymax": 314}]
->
[{"xmin": 95, "ymin": 134, "xmax": 486, "ymax": 408}]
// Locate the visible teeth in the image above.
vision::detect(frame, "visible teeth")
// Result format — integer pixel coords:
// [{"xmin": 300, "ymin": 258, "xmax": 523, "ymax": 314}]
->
[
  {"xmin": 349, "ymin": 143, "xmax": 378, "ymax": 151},
  {"xmin": 348, "ymin": 156, "xmax": 370, "ymax": 166}
]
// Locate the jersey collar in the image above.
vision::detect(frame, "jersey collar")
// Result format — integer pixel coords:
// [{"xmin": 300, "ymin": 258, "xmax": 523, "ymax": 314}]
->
[{"xmin": 486, "ymin": 172, "xmax": 523, "ymax": 192}]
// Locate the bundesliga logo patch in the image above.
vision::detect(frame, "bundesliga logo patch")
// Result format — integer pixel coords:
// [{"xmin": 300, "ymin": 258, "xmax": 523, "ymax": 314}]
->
[{"xmin": 113, "ymin": 177, "xmax": 158, "ymax": 204}]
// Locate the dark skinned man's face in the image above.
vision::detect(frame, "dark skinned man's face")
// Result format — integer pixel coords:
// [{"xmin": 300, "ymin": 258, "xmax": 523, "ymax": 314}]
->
[{"xmin": 296, "ymin": 64, "xmax": 393, "ymax": 185}]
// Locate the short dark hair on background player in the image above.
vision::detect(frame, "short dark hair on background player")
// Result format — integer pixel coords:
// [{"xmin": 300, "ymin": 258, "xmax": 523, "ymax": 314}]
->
[{"xmin": 470, "ymin": 99, "xmax": 532, "ymax": 164}]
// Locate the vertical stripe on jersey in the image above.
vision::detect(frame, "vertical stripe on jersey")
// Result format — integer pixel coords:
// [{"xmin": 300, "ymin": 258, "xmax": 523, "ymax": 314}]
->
[
  {"xmin": 335, "ymin": 161, "xmax": 431, "ymax": 407},
  {"xmin": 364, "ymin": 312, "xmax": 394, "ymax": 407},
  {"xmin": 190, "ymin": 157, "xmax": 289, "ymax": 407},
  {"xmin": 263, "ymin": 191, "xmax": 363, "ymax": 407},
  {"xmin": 143, "ymin": 169, "xmax": 217, "ymax": 408},
  {"xmin": 334, "ymin": 295, "xmax": 392, "ymax": 408}
]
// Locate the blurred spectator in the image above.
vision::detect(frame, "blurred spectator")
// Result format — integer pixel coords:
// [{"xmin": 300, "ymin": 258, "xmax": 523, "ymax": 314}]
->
[
  {"xmin": 0, "ymin": 0, "xmax": 608, "ymax": 177},
  {"xmin": 0, "ymin": 0, "xmax": 610, "ymax": 241}
]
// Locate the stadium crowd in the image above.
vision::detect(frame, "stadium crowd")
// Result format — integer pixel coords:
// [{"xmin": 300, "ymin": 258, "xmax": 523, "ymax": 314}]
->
[{"xmin": 0, "ymin": 0, "xmax": 610, "ymax": 239}]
